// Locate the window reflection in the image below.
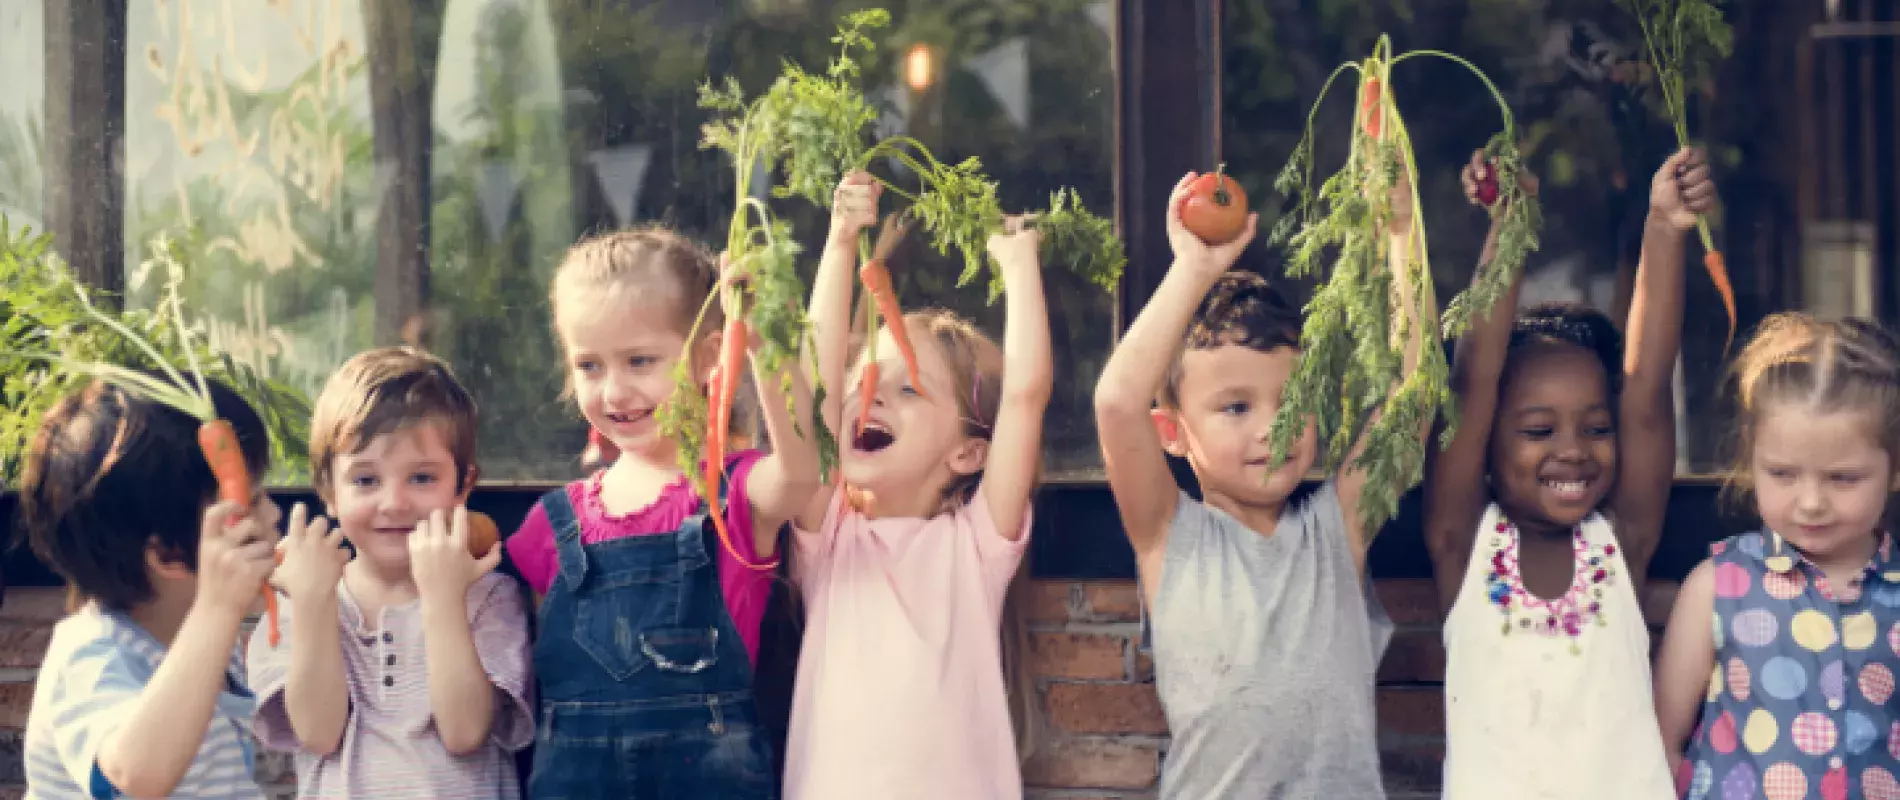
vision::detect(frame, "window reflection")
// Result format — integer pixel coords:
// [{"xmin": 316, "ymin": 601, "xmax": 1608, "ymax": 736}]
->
[{"xmin": 10, "ymin": 0, "xmax": 1117, "ymax": 483}]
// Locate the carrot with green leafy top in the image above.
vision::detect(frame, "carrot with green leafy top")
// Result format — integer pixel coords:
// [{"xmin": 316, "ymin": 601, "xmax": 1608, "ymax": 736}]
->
[{"xmin": 25, "ymin": 277, "xmax": 283, "ymax": 641}]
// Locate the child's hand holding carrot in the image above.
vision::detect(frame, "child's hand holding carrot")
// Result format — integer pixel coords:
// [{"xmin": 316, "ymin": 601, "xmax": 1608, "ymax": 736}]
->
[
  {"xmin": 409, "ymin": 507, "xmax": 502, "ymax": 605},
  {"xmin": 1461, "ymin": 150, "xmax": 1540, "ymax": 214},
  {"xmin": 195, "ymin": 500, "xmax": 280, "ymax": 623},
  {"xmin": 832, "ymin": 171, "xmax": 881, "ymax": 236},
  {"xmin": 272, "ymin": 502, "xmax": 348, "ymax": 601},
  {"xmin": 986, "ymin": 215, "xmax": 1043, "ymax": 274},
  {"xmin": 1649, "ymin": 147, "xmax": 1716, "ymax": 231}
]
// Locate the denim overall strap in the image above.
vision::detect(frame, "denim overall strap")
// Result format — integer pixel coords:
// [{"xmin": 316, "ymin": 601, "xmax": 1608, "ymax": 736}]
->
[{"xmin": 542, "ymin": 487, "xmax": 589, "ymax": 590}]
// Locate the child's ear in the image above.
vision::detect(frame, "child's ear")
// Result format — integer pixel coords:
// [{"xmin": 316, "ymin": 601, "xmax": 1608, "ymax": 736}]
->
[
  {"xmin": 146, "ymin": 539, "xmax": 194, "ymax": 582},
  {"xmin": 1151, "ymin": 408, "xmax": 1189, "ymax": 458},
  {"xmin": 948, "ymin": 437, "xmax": 990, "ymax": 476},
  {"xmin": 458, "ymin": 464, "xmax": 481, "ymax": 503}
]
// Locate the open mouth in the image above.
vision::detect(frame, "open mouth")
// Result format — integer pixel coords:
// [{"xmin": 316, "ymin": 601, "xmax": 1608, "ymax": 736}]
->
[{"xmin": 853, "ymin": 420, "xmax": 896, "ymax": 453}]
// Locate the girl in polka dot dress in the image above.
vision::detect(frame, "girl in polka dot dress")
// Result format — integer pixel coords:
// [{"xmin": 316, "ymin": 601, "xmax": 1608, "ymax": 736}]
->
[{"xmin": 1656, "ymin": 314, "xmax": 1900, "ymax": 800}]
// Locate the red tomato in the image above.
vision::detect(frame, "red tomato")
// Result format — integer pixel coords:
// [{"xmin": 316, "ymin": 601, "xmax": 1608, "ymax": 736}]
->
[{"xmin": 1180, "ymin": 172, "xmax": 1249, "ymax": 245}]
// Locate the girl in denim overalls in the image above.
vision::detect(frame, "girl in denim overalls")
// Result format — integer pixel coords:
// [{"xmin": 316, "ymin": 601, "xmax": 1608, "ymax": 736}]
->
[{"xmin": 504, "ymin": 226, "xmax": 823, "ymax": 798}]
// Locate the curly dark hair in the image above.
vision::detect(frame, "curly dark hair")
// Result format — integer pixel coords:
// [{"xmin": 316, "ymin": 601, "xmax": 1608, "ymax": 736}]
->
[
  {"xmin": 1159, "ymin": 270, "xmax": 1304, "ymax": 408},
  {"xmin": 1503, "ymin": 302, "xmax": 1624, "ymax": 398}
]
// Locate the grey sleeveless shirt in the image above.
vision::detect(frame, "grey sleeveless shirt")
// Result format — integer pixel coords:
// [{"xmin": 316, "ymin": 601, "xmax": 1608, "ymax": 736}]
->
[{"xmin": 1148, "ymin": 482, "xmax": 1393, "ymax": 799}]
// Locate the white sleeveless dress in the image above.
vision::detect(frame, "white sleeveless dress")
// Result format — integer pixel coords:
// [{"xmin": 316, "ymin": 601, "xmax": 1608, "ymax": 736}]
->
[{"xmin": 1442, "ymin": 503, "xmax": 1676, "ymax": 799}]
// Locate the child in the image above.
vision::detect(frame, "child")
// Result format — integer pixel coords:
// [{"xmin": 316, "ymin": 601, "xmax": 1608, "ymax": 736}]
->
[
  {"xmin": 782, "ymin": 173, "xmax": 1049, "ymax": 800},
  {"xmin": 1423, "ymin": 148, "xmax": 1715, "ymax": 799},
  {"xmin": 1093, "ymin": 169, "xmax": 1426, "ymax": 798},
  {"xmin": 20, "ymin": 378, "xmax": 278, "ymax": 799},
  {"xmin": 504, "ymin": 227, "xmax": 821, "ymax": 798},
  {"xmin": 1656, "ymin": 315, "xmax": 1900, "ymax": 799},
  {"xmin": 247, "ymin": 347, "xmax": 535, "ymax": 797}
]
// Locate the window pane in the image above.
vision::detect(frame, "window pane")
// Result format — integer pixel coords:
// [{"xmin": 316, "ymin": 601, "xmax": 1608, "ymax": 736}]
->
[
  {"xmin": 1223, "ymin": 1, "xmax": 1897, "ymax": 475},
  {"xmin": 0, "ymin": 2, "xmax": 43, "ymax": 229},
  {"xmin": 90, "ymin": 0, "xmax": 1116, "ymax": 483}
]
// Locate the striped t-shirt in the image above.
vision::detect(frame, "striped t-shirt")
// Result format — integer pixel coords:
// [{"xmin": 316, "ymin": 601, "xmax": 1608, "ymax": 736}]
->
[
  {"xmin": 25, "ymin": 603, "xmax": 264, "ymax": 800},
  {"xmin": 247, "ymin": 571, "xmax": 535, "ymax": 799}
]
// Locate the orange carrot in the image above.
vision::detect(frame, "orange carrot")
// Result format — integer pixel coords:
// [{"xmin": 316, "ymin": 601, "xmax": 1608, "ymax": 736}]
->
[
  {"xmin": 857, "ymin": 361, "xmax": 879, "ymax": 437},
  {"xmin": 197, "ymin": 419, "xmax": 277, "ymax": 646},
  {"xmin": 705, "ymin": 316, "xmax": 772, "ymax": 572},
  {"xmin": 1705, "ymin": 250, "xmax": 1736, "ymax": 350},
  {"xmin": 859, "ymin": 259, "xmax": 926, "ymax": 399},
  {"xmin": 1361, "ymin": 77, "xmax": 1383, "ymax": 140}
]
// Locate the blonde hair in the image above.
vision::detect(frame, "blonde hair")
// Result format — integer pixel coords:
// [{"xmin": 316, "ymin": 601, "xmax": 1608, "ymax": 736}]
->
[
  {"xmin": 1724, "ymin": 313, "xmax": 1900, "ymax": 505},
  {"xmin": 551, "ymin": 225, "xmax": 722, "ymax": 347},
  {"xmin": 551, "ymin": 226, "xmax": 755, "ymax": 457},
  {"xmin": 310, "ymin": 347, "xmax": 478, "ymax": 503}
]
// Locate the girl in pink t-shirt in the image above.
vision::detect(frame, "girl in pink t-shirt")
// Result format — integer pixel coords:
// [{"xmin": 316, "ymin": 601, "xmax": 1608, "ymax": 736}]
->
[
  {"xmin": 504, "ymin": 226, "xmax": 822, "ymax": 798},
  {"xmin": 783, "ymin": 174, "xmax": 1053, "ymax": 800}
]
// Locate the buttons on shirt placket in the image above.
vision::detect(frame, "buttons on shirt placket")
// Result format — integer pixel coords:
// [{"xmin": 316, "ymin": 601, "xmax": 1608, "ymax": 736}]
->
[{"xmin": 362, "ymin": 631, "xmax": 397, "ymax": 692}]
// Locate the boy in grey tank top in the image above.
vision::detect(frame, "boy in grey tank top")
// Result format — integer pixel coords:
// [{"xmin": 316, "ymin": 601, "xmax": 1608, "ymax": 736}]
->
[{"xmin": 1093, "ymin": 173, "xmax": 1429, "ymax": 799}]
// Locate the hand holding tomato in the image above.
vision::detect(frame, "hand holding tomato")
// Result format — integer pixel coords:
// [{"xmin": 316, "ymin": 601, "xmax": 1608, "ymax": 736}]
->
[
  {"xmin": 1177, "ymin": 169, "xmax": 1250, "ymax": 246},
  {"xmin": 1168, "ymin": 171, "xmax": 1257, "ymax": 277}
]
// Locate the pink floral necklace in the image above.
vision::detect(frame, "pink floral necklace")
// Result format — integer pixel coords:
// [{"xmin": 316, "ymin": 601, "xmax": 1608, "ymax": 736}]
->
[{"xmin": 1484, "ymin": 515, "xmax": 1618, "ymax": 655}]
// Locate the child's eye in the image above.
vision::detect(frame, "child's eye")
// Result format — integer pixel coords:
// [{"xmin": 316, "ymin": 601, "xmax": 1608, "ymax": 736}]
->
[
  {"xmin": 630, "ymin": 356, "xmax": 658, "ymax": 369},
  {"xmin": 1587, "ymin": 424, "xmax": 1615, "ymax": 437},
  {"xmin": 1829, "ymin": 472, "xmax": 1865, "ymax": 486},
  {"xmin": 1221, "ymin": 402, "xmax": 1248, "ymax": 415},
  {"xmin": 411, "ymin": 473, "xmax": 439, "ymax": 486},
  {"xmin": 1764, "ymin": 467, "xmax": 1795, "ymax": 481},
  {"xmin": 351, "ymin": 475, "xmax": 379, "ymax": 489},
  {"xmin": 900, "ymin": 383, "xmax": 920, "ymax": 396},
  {"xmin": 1521, "ymin": 426, "xmax": 1554, "ymax": 439},
  {"xmin": 575, "ymin": 360, "xmax": 598, "ymax": 374}
]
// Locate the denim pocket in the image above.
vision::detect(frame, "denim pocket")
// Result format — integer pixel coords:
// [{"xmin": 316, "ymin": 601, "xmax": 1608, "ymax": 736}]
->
[
  {"xmin": 571, "ymin": 576, "xmax": 683, "ymax": 681},
  {"xmin": 639, "ymin": 626, "xmax": 721, "ymax": 674}
]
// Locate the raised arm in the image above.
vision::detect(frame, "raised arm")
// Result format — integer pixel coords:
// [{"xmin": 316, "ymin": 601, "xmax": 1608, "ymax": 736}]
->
[
  {"xmin": 795, "ymin": 173, "xmax": 880, "ymax": 531},
  {"xmin": 1610, "ymin": 148, "xmax": 1714, "ymax": 578},
  {"xmin": 1423, "ymin": 152, "xmax": 1533, "ymax": 613},
  {"xmin": 1093, "ymin": 173, "xmax": 1257, "ymax": 563},
  {"xmin": 980, "ymin": 217, "xmax": 1052, "ymax": 537},
  {"xmin": 741, "ymin": 280, "xmax": 822, "ymax": 554},
  {"xmin": 1335, "ymin": 168, "xmax": 1438, "ymax": 575},
  {"xmin": 1654, "ymin": 557, "xmax": 1718, "ymax": 780}
]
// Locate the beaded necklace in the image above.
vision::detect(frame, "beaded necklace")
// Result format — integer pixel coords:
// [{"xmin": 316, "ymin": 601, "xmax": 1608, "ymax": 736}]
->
[{"xmin": 1484, "ymin": 515, "xmax": 1618, "ymax": 655}]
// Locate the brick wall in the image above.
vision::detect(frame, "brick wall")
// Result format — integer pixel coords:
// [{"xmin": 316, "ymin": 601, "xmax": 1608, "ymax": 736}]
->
[{"xmin": 0, "ymin": 579, "xmax": 1679, "ymax": 799}]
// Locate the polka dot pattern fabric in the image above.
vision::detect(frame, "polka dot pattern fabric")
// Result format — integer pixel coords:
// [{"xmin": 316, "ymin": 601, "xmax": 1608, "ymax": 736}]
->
[{"xmin": 1684, "ymin": 531, "xmax": 1900, "ymax": 800}]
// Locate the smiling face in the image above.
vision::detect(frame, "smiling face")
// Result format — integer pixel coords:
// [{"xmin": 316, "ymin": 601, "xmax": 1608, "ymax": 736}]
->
[
  {"xmin": 559, "ymin": 283, "xmax": 712, "ymax": 466},
  {"xmin": 1488, "ymin": 344, "xmax": 1618, "ymax": 530},
  {"xmin": 328, "ymin": 424, "xmax": 471, "ymax": 571},
  {"xmin": 1158, "ymin": 343, "xmax": 1318, "ymax": 510},
  {"xmin": 1751, "ymin": 405, "xmax": 1898, "ymax": 562},
  {"xmin": 840, "ymin": 327, "xmax": 987, "ymax": 508}
]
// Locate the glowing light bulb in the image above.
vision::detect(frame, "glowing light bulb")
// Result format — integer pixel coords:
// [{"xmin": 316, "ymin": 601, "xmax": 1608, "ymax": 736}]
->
[{"xmin": 904, "ymin": 44, "xmax": 934, "ymax": 91}]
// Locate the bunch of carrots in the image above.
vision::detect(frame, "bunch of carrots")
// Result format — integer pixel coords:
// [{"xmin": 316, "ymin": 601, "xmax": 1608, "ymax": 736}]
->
[
  {"xmin": 1267, "ymin": 35, "xmax": 1541, "ymax": 532},
  {"xmin": 1618, "ymin": 0, "xmax": 1736, "ymax": 347}
]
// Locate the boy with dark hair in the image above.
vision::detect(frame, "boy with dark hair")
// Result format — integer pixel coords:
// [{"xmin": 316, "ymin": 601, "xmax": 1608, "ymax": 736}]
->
[
  {"xmin": 1093, "ymin": 172, "xmax": 1429, "ymax": 798},
  {"xmin": 21, "ymin": 378, "xmax": 278, "ymax": 799}
]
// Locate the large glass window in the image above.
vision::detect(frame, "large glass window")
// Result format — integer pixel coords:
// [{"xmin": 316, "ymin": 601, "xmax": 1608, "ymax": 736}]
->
[
  {"xmin": 1223, "ymin": 0, "xmax": 1898, "ymax": 475},
  {"xmin": 17, "ymin": 0, "xmax": 1116, "ymax": 484}
]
